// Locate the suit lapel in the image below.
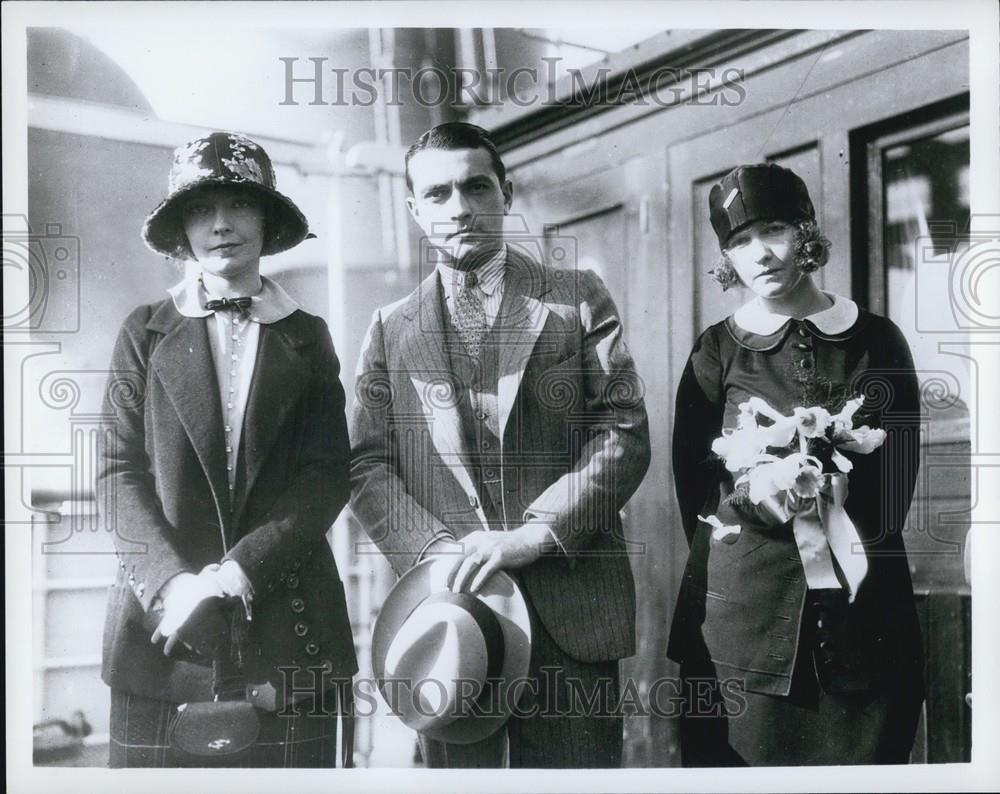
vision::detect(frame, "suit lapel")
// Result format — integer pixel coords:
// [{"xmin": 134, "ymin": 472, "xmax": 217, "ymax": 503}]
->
[
  {"xmin": 400, "ymin": 274, "xmax": 454, "ymax": 395},
  {"xmin": 401, "ymin": 274, "xmax": 489, "ymax": 529},
  {"xmin": 496, "ymin": 251, "xmax": 551, "ymax": 439},
  {"xmin": 240, "ymin": 319, "xmax": 310, "ymax": 513},
  {"xmin": 148, "ymin": 307, "xmax": 229, "ymax": 525}
]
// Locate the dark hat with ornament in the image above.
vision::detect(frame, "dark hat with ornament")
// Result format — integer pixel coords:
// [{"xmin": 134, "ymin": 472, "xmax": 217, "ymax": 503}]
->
[
  {"xmin": 143, "ymin": 131, "xmax": 314, "ymax": 259},
  {"xmin": 709, "ymin": 163, "xmax": 815, "ymax": 248}
]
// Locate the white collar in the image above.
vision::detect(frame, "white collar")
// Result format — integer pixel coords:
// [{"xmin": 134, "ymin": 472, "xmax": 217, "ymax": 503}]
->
[
  {"xmin": 168, "ymin": 274, "xmax": 299, "ymax": 324},
  {"xmin": 436, "ymin": 244, "xmax": 507, "ymax": 298},
  {"xmin": 732, "ymin": 292, "xmax": 859, "ymax": 335}
]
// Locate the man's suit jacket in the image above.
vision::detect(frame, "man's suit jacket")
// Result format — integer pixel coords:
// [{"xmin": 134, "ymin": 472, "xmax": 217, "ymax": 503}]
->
[
  {"xmin": 98, "ymin": 299, "xmax": 357, "ymax": 704},
  {"xmin": 350, "ymin": 250, "xmax": 650, "ymax": 663}
]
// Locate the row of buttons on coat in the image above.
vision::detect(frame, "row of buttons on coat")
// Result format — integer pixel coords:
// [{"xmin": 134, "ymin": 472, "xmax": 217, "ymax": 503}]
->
[
  {"xmin": 118, "ymin": 557, "xmax": 145, "ymax": 600},
  {"xmin": 792, "ymin": 324, "xmax": 815, "ymax": 379},
  {"xmin": 270, "ymin": 563, "xmax": 322, "ymax": 657}
]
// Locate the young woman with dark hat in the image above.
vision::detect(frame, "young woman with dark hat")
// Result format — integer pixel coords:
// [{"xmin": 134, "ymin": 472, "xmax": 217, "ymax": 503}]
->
[
  {"xmin": 98, "ymin": 132, "xmax": 356, "ymax": 767},
  {"xmin": 667, "ymin": 163, "xmax": 925, "ymax": 765}
]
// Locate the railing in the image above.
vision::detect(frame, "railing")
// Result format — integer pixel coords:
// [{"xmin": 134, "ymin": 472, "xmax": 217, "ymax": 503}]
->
[{"xmin": 31, "ymin": 491, "xmax": 113, "ymax": 754}]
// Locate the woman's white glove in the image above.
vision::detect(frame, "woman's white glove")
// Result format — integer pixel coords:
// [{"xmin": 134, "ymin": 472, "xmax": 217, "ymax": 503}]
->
[
  {"xmin": 201, "ymin": 560, "xmax": 254, "ymax": 620},
  {"xmin": 207, "ymin": 560, "xmax": 253, "ymax": 599},
  {"xmin": 150, "ymin": 569, "xmax": 226, "ymax": 655}
]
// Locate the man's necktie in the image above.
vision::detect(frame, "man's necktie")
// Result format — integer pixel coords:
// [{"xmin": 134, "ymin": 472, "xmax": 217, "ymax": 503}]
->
[
  {"xmin": 454, "ymin": 271, "xmax": 488, "ymax": 358},
  {"xmin": 205, "ymin": 296, "xmax": 252, "ymax": 312}
]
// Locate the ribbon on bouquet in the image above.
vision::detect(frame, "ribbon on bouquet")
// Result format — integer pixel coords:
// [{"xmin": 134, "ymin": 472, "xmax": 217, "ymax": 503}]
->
[{"xmin": 758, "ymin": 473, "xmax": 868, "ymax": 602}]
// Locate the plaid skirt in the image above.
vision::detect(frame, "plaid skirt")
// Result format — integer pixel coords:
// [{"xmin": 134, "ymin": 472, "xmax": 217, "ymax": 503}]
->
[{"xmin": 108, "ymin": 687, "xmax": 351, "ymax": 768}]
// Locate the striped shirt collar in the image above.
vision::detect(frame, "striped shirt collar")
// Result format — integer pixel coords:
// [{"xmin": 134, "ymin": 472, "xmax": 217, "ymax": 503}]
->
[
  {"xmin": 168, "ymin": 273, "xmax": 299, "ymax": 324},
  {"xmin": 436, "ymin": 244, "xmax": 507, "ymax": 299}
]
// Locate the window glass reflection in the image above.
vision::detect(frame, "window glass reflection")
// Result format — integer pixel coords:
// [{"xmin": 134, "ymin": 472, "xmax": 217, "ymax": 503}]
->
[{"xmin": 882, "ymin": 124, "xmax": 970, "ymax": 325}]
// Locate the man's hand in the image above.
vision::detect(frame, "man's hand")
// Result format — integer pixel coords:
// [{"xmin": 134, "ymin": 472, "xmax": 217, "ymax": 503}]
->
[{"xmin": 434, "ymin": 524, "xmax": 557, "ymax": 594}]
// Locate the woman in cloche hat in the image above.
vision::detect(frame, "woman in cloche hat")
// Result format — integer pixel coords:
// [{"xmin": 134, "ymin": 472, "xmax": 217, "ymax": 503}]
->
[
  {"xmin": 97, "ymin": 131, "xmax": 357, "ymax": 767},
  {"xmin": 667, "ymin": 163, "xmax": 925, "ymax": 765}
]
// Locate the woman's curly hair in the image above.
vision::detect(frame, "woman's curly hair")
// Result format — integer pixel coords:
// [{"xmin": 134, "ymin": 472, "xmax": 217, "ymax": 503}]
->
[{"xmin": 709, "ymin": 219, "xmax": 831, "ymax": 291}]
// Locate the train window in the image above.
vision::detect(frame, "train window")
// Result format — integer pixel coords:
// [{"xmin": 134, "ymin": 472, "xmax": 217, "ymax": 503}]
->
[
  {"xmin": 855, "ymin": 100, "xmax": 970, "ymax": 323},
  {"xmin": 852, "ymin": 98, "xmax": 972, "ymax": 440},
  {"xmin": 880, "ymin": 123, "xmax": 970, "ymax": 328}
]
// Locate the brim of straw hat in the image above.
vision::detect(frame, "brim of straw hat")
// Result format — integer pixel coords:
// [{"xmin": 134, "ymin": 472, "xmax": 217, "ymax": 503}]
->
[{"xmin": 141, "ymin": 177, "xmax": 312, "ymax": 260}]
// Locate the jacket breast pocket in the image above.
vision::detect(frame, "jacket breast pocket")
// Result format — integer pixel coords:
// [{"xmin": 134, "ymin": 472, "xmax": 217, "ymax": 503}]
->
[{"xmin": 549, "ymin": 349, "xmax": 582, "ymax": 370}]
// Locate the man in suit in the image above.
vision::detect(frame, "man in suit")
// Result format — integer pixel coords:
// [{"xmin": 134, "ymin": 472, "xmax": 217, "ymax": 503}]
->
[
  {"xmin": 98, "ymin": 132, "xmax": 356, "ymax": 767},
  {"xmin": 350, "ymin": 122, "xmax": 650, "ymax": 767}
]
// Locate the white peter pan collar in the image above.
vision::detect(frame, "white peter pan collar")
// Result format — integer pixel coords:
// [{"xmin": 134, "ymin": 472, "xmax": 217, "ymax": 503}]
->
[
  {"xmin": 168, "ymin": 274, "xmax": 299, "ymax": 324},
  {"xmin": 732, "ymin": 292, "xmax": 860, "ymax": 335}
]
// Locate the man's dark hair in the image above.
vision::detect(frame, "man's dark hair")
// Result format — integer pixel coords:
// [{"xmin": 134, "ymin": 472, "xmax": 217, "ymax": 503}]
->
[{"xmin": 404, "ymin": 122, "xmax": 506, "ymax": 193}]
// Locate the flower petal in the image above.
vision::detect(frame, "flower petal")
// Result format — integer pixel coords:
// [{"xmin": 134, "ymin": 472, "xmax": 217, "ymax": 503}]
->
[
  {"xmin": 793, "ymin": 406, "xmax": 833, "ymax": 439},
  {"xmin": 737, "ymin": 403, "xmax": 759, "ymax": 431},
  {"xmin": 831, "ymin": 448, "xmax": 854, "ymax": 472},
  {"xmin": 699, "ymin": 514, "xmax": 742, "ymax": 543},
  {"xmin": 747, "ymin": 461, "xmax": 790, "ymax": 503},
  {"xmin": 839, "ymin": 425, "xmax": 886, "ymax": 454},
  {"xmin": 760, "ymin": 418, "xmax": 797, "ymax": 449},
  {"xmin": 833, "ymin": 396, "xmax": 864, "ymax": 425},
  {"xmin": 747, "ymin": 397, "xmax": 786, "ymax": 423},
  {"xmin": 791, "ymin": 464, "xmax": 824, "ymax": 499}
]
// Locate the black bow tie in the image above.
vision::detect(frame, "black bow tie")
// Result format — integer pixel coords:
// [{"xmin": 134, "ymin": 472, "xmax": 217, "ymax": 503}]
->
[{"xmin": 205, "ymin": 296, "xmax": 252, "ymax": 312}]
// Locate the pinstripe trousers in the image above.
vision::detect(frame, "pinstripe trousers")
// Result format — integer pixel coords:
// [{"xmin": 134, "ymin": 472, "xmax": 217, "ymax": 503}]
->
[{"xmin": 418, "ymin": 584, "xmax": 623, "ymax": 769}]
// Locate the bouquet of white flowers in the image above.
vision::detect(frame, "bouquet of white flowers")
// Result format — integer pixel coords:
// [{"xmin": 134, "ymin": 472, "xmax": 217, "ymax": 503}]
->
[{"xmin": 699, "ymin": 396, "xmax": 885, "ymax": 601}]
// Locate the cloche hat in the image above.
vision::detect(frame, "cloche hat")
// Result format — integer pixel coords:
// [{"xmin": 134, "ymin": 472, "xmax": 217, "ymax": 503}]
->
[
  {"xmin": 709, "ymin": 162, "xmax": 815, "ymax": 248},
  {"xmin": 142, "ymin": 131, "xmax": 313, "ymax": 259}
]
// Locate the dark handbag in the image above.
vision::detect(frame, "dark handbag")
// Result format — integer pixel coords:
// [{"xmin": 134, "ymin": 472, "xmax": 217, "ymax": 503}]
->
[
  {"xmin": 169, "ymin": 699, "xmax": 260, "ymax": 767},
  {"xmin": 168, "ymin": 601, "xmax": 260, "ymax": 767}
]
